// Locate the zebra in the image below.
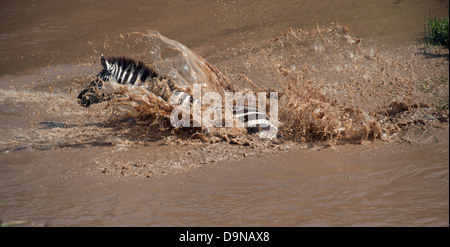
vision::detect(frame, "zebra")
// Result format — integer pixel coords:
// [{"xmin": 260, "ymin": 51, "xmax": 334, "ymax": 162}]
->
[{"xmin": 77, "ymin": 55, "xmax": 278, "ymax": 138}]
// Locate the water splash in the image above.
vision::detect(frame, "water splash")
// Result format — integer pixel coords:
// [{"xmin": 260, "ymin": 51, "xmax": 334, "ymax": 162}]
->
[
  {"xmin": 226, "ymin": 22, "xmax": 444, "ymax": 144},
  {"xmin": 76, "ymin": 24, "xmax": 446, "ymax": 145},
  {"xmin": 1, "ymin": 22, "xmax": 447, "ymax": 153}
]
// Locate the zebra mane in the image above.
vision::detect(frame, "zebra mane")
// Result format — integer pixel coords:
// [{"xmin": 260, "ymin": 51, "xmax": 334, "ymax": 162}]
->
[
  {"xmin": 107, "ymin": 56, "xmax": 154, "ymax": 72},
  {"xmin": 106, "ymin": 56, "xmax": 141, "ymax": 67}
]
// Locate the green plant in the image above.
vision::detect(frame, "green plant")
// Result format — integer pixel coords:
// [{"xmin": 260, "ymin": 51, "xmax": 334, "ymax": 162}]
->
[
  {"xmin": 424, "ymin": 10, "xmax": 449, "ymax": 48},
  {"xmin": 417, "ymin": 80, "xmax": 431, "ymax": 92},
  {"xmin": 436, "ymin": 98, "xmax": 449, "ymax": 111},
  {"xmin": 435, "ymin": 74, "xmax": 449, "ymax": 85}
]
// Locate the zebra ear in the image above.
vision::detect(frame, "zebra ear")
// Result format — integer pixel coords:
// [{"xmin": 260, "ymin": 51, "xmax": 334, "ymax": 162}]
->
[{"xmin": 100, "ymin": 54, "xmax": 108, "ymax": 69}]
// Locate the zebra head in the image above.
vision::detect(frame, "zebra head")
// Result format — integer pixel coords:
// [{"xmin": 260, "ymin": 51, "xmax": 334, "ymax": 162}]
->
[
  {"xmin": 77, "ymin": 54, "xmax": 113, "ymax": 107},
  {"xmin": 78, "ymin": 55, "xmax": 154, "ymax": 107}
]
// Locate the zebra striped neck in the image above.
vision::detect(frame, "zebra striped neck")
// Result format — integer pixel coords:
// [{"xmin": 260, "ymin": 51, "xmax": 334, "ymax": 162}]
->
[{"xmin": 104, "ymin": 57, "xmax": 157, "ymax": 85}]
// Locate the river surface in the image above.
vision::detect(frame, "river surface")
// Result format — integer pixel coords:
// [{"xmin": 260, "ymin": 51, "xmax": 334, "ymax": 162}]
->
[
  {"xmin": 1, "ymin": 141, "xmax": 448, "ymax": 226},
  {"xmin": 0, "ymin": 0, "xmax": 449, "ymax": 226}
]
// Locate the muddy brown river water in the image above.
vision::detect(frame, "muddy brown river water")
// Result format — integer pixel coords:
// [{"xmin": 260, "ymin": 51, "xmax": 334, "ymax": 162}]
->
[
  {"xmin": 0, "ymin": 0, "xmax": 449, "ymax": 226},
  {"xmin": 1, "ymin": 141, "xmax": 448, "ymax": 226}
]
